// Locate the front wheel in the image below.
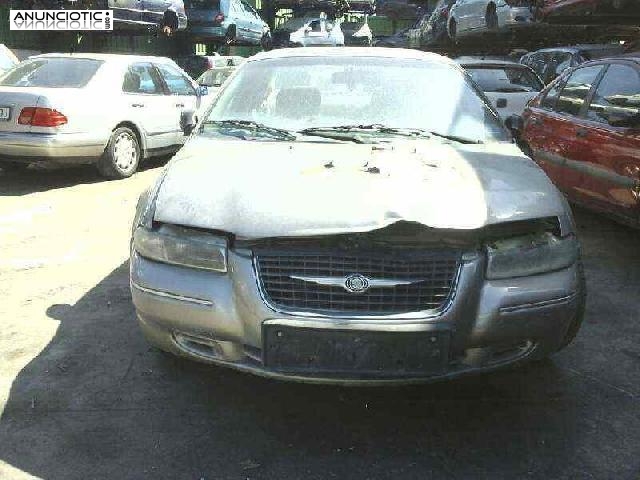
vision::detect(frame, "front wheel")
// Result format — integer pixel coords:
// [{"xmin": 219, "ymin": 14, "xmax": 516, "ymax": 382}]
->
[
  {"xmin": 486, "ymin": 4, "xmax": 499, "ymax": 30},
  {"xmin": 97, "ymin": 127, "xmax": 141, "ymax": 179},
  {"xmin": 448, "ymin": 19, "xmax": 457, "ymax": 41},
  {"xmin": 225, "ymin": 25, "xmax": 237, "ymax": 46},
  {"xmin": 556, "ymin": 261, "xmax": 586, "ymax": 351},
  {"xmin": 260, "ymin": 31, "xmax": 272, "ymax": 51}
]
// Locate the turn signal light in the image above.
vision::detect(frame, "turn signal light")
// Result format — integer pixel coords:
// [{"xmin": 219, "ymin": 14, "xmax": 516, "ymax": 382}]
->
[{"xmin": 18, "ymin": 107, "xmax": 68, "ymax": 127}]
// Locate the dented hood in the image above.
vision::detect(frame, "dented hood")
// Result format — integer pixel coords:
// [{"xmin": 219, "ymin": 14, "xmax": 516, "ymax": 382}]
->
[{"xmin": 153, "ymin": 137, "xmax": 567, "ymax": 239}]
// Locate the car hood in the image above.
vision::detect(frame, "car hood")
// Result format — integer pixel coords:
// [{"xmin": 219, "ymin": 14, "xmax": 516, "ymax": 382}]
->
[{"xmin": 153, "ymin": 137, "xmax": 567, "ymax": 239}]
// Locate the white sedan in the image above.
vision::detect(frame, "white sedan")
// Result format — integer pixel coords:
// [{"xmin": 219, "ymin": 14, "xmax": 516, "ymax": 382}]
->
[
  {"xmin": 272, "ymin": 17, "xmax": 345, "ymax": 48},
  {"xmin": 0, "ymin": 53, "xmax": 207, "ymax": 178},
  {"xmin": 448, "ymin": 0, "xmax": 534, "ymax": 40},
  {"xmin": 456, "ymin": 58, "xmax": 543, "ymax": 118}
]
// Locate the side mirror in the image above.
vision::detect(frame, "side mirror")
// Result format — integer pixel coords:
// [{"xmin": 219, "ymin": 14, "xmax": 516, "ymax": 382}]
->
[
  {"xmin": 304, "ymin": 26, "xmax": 311, "ymax": 34},
  {"xmin": 180, "ymin": 110, "xmax": 197, "ymax": 136},
  {"xmin": 496, "ymin": 98, "xmax": 507, "ymax": 109},
  {"xmin": 504, "ymin": 114, "xmax": 524, "ymax": 137},
  {"xmin": 197, "ymin": 85, "xmax": 208, "ymax": 97}
]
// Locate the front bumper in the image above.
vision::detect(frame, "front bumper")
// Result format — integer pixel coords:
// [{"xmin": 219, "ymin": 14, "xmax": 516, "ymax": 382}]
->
[
  {"xmin": 0, "ymin": 131, "xmax": 107, "ymax": 163},
  {"xmin": 130, "ymin": 248, "xmax": 584, "ymax": 385}
]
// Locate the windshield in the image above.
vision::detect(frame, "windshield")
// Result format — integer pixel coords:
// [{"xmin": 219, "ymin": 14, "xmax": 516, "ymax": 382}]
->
[
  {"xmin": 0, "ymin": 57, "xmax": 103, "ymax": 88},
  {"xmin": 205, "ymin": 56, "xmax": 509, "ymax": 143},
  {"xmin": 198, "ymin": 68, "xmax": 234, "ymax": 87},
  {"xmin": 465, "ymin": 66, "xmax": 543, "ymax": 93}
]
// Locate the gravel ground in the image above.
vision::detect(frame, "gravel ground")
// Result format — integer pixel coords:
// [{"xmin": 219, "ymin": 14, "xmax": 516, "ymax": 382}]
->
[{"xmin": 0, "ymin": 165, "xmax": 638, "ymax": 480}]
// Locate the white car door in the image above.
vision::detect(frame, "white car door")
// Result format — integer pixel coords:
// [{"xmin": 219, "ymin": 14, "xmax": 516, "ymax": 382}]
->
[
  {"xmin": 154, "ymin": 62, "xmax": 200, "ymax": 145},
  {"xmin": 471, "ymin": 0, "xmax": 489, "ymax": 30},
  {"xmin": 122, "ymin": 62, "xmax": 176, "ymax": 151},
  {"xmin": 453, "ymin": 0, "xmax": 472, "ymax": 32}
]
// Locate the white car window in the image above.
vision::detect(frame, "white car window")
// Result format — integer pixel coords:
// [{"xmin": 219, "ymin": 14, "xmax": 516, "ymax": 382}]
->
[
  {"xmin": 156, "ymin": 63, "xmax": 196, "ymax": 96},
  {"xmin": 466, "ymin": 66, "xmax": 543, "ymax": 93},
  {"xmin": 0, "ymin": 57, "xmax": 103, "ymax": 88},
  {"xmin": 123, "ymin": 63, "xmax": 164, "ymax": 94}
]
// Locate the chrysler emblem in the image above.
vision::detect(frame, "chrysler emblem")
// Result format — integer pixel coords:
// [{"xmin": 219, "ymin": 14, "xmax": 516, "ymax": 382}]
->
[{"xmin": 344, "ymin": 273, "xmax": 370, "ymax": 293}]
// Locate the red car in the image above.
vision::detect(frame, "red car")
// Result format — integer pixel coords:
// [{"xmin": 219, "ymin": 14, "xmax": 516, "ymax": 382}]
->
[
  {"xmin": 517, "ymin": 55, "xmax": 640, "ymax": 227},
  {"xmin": 536, "ymin": 0, "xmax": 638, "ymax": 22}
]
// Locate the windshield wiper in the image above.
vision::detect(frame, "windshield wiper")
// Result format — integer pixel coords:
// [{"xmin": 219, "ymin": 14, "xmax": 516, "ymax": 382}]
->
[
  {"xmin": 204, "ymin": 120, "xmax": 296, "ymax": 141},
  {"xmin": 427, "ymin": 131, "xmax": 483, "ymax": 144},
  {"xmin": 493, "ymin": 87, "xmax": 530, "ymax": 93},
  {"xmin": 299, "ymin": 124, "xmax": 431, "ymax": 143},
  {"xmin": 300, "ymin": 125, "xmax": 483, "ymax": 145}
]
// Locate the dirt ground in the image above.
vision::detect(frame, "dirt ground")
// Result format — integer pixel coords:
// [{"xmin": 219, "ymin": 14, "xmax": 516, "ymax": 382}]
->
[{"xmin": 0, "ymin": 164, "xmax": 639, "ymax": 480}]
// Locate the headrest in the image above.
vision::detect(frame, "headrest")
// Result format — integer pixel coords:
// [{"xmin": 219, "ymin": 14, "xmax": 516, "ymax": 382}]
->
[
  {"xmin": 275, "ymin": 87, "xmax": 322, "ymax": 117},
  {"xmin": 123, "ymin": 71, "xmax": 141, "ymax": 92}
]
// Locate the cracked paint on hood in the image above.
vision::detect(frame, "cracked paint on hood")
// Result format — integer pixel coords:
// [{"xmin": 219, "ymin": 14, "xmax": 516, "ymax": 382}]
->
[{"xmin": 153, "ymin": 137, "xmax": 567, "ymax": 239}]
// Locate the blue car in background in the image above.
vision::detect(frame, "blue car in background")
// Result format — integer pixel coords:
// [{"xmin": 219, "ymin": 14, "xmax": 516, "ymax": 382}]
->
[{"xmin": 185, "ymin": 0, "xmax": 272, "ymax": 49}]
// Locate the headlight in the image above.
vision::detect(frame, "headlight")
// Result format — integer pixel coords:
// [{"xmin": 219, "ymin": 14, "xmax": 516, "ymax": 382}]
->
[
  {"xmin": 486, "ymin": 232, "xmax": 579, "ymax": 280},
  {"xmin": 133, "ymin": 224, "xmax": 227, "ymax": 272}
]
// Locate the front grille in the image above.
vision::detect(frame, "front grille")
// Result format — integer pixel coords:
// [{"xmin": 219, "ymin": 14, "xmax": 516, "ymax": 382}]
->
[{"xmin": 254, "ymin": 249, "xmax": 461, "ymax": 315}]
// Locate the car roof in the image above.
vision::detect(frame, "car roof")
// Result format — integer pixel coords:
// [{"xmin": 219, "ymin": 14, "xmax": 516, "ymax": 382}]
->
[
  {"xmin": 28, "ymin": 52, "xmax": 174, "ymax": 64},
  {"xmin": 454, "ymin": 57, "xmax": 528, "ymax": 68},
  {"xmin": 249, "ymin": 47, "xmax": 454, "ymax": 64},
  {"xmin": 527, "ymin": 44, "xmax": 624, "ymax": 55},
  {"xmin": 579, "ymin": 55, "xmax": 640, "ymax": 65}
]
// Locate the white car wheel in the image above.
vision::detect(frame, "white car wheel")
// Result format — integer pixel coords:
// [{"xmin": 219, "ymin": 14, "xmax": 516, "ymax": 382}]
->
[{"xmin": 97, "ymin": 127, "xmax": 141, "ymax": 179}]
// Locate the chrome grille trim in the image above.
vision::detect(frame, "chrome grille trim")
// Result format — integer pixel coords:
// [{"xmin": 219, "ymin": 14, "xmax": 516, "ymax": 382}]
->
[{"xmin": 253, "ymin": 249, "xmax": 463, "ymax": 318}]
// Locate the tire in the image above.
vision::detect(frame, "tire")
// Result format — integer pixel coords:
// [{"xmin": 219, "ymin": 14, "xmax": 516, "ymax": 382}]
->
[
  {"xmin": 448, "ymin": 19, "xmax": 457, "ymax": 41},
  {"xmin": 486, "ymin": 4, "xmax": 499, "ymax": 30},
  {"xmin": 260, "ymin": 31, "xmax": 273, "ymax": 51},
  {"xmin": 556, "ymin": 261, "xmax": 586, "ymax": 351},
  {"xmin": 162, "ymin": 9, "xmax": 179, "ymax": 33},
  {"xmin": 225, "ymin": 25, "xmax": 237, "ymax": 46},
  {"xmin": 97, "ymin": 127, "xmax": 141, "ymax": 179}
]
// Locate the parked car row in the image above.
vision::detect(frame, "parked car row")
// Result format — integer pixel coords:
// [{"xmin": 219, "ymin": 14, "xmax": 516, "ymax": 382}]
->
[
  {"xmin": 19, "ymin": 0, "xmax": 272, "ymax": 49},
  {"xmin": 415, "ymin": 0, "xmax": 639, "ymax": 47},
  {"xmin": 3, "ymin": 44, "xmax": 637, "ymax": 385}
]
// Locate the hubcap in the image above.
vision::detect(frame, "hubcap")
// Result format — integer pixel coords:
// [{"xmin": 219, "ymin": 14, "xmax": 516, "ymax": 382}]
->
[{"xmin": 113, "ymin": 132, "xmax": 137, "ymax": 171}]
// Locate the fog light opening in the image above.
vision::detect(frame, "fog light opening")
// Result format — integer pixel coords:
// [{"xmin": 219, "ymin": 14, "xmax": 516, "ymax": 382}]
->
[{"xmin": 174, "ymin": 332, "xmax": 224, "ymax": 359}]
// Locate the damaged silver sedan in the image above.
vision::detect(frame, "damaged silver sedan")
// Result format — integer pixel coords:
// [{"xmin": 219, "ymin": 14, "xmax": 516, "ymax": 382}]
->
[{"xmin": 129, "ymin": 48, "xmax": 585, "ymax": 385}]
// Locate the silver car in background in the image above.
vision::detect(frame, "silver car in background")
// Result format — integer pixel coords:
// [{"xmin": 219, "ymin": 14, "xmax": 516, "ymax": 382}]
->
[
  {"xmin": 130, "ymin": 48, "xmax": 585, "ymax": 385},
  {"xmin": 448, "ymin": 0, "xmax": 534, "ymax": 41},
  {"xmin": 457, "ymin": 58, "xmax": 544, "ymax": 118},
  {"xmin": 0, "ymin": 53, "xmax": 207, "ymax": 178}
]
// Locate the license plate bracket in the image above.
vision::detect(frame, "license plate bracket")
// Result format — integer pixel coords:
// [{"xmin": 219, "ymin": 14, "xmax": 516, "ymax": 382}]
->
[
  {"xmin": 263, "ymin": 325, "xmax": 450, "ymax": 377},
  {"xmin": 0, "ymin": 107, "xmax": 11, "ymax": 121}
]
